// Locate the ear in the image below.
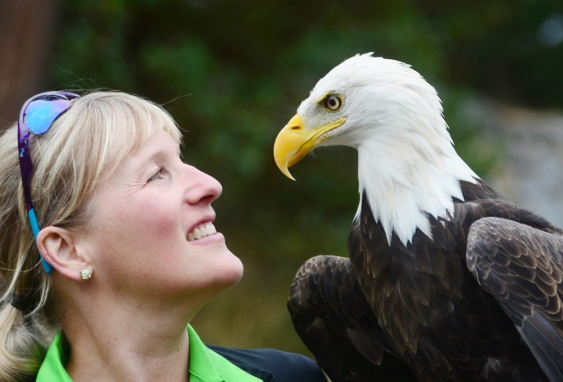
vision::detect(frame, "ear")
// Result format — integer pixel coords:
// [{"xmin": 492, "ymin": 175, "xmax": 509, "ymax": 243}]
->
[{"xmin": 37, "ymin": 226, "xmax": 93, "ymax": 282}]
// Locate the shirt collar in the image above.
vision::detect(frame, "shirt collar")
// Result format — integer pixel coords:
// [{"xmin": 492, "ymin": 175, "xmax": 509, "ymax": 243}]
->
[
  {"xmin": 35, "ymin": 330, "xmax": 71, "ymax": 382},
  {"xmin": 188, "ymin": 324, "xmax": 224, "ymax": 382}
]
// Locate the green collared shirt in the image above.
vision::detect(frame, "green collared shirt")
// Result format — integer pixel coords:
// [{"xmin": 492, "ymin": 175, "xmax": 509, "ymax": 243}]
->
[{"xmin": 36, "ymin": 325, "xmax": 262, "ymax": 382}]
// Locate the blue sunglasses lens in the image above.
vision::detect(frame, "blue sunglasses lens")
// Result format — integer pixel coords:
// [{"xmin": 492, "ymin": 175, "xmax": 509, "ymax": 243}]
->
[{"xmin": 24, "ymin": 99, "xmax": 73, "ymax": 135}]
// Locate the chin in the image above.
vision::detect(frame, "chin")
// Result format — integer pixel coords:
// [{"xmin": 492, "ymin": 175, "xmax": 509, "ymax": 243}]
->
[
  {"xmin": 220, "ymin": 253, "xmax": 245, "ymax": 286},
  {"xmin": 205, "ymin": 247, "xmax": 245, "ymax": 287}
]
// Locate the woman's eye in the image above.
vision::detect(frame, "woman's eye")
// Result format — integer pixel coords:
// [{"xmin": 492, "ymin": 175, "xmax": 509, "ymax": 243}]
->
[
  {"xmin": 148, "ymin": 168, "xmax": 165, "ymax": 182},
  {"xmin": 323, "ymin": 94, "xmax": 343, "ymax": 111}
]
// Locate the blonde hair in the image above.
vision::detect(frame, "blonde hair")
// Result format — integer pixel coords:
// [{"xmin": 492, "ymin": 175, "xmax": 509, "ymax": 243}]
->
[{"xmin": 0, "ymin": 91, "xmax": 182, "ymax": 380}]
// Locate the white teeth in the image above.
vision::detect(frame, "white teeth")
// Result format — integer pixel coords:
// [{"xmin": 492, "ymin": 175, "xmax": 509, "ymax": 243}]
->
[
  {"xmin": 200, "ymin": 225, "xmax": 209, "ymax": 236},
  {"xmin": 193, "ymin": 227, "xmax": 202, "ymax": 239},
  {"xmin": 207, "ymin": 223, "xmax": 216, "ymax": 234},
  {"xmin": 187, "ymin": 223, "xmax": 216, "ymax": 241}
]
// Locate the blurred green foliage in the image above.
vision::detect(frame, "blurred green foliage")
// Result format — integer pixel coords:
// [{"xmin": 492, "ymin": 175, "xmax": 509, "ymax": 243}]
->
[{"xmin": 46, "ymin": 0, "xmax": 562, "ymax": 355}]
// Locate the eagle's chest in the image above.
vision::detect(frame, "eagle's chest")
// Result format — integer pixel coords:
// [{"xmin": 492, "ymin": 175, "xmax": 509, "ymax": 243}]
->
[{"xmin": 348, "ymin": 196, "xmax": 468, "ymax": 351}]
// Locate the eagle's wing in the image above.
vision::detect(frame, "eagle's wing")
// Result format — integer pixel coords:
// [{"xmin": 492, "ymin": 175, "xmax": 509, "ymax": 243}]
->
[
  {"xmin": 288, "ymin": 255, "xmax": 417, "ymax": 381},
  {"xmin": 466, "ymin": 217, "xmax": 563, "ymax": 381}
]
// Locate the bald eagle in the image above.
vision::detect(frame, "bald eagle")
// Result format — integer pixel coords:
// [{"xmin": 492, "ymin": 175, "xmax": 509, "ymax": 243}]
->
[{"xmin": 273, "ymin": 54, "xmax": 563, "ymax": 382}]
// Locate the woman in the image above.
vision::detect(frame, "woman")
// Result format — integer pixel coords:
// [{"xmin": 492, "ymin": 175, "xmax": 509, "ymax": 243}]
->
[{"xmin": 0, "ymin": 91, "xmax": 326, "ymax": 381}]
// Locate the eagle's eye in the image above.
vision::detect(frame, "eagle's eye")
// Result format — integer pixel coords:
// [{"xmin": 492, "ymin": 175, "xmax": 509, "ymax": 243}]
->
[{"xmin": 323, "ymin": 94, "xmax": 342, "ymax": 111}]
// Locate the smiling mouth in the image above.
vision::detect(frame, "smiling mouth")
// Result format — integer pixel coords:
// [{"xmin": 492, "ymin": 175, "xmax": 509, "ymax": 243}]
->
[{"xmin": 187, "ymin": 222, "xmax": 217, "ymax": 241}]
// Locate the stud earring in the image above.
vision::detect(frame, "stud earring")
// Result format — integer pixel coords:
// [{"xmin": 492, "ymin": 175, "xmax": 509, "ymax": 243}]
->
[{"xmin": 80, "ymin": 269, "xmax": 92, "ymax": 280}]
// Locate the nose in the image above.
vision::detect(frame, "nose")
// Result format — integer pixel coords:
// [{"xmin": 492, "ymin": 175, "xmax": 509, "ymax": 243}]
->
[{"xmin": 183, "ymin": 164, "xmax": 223, "ymax": 205}]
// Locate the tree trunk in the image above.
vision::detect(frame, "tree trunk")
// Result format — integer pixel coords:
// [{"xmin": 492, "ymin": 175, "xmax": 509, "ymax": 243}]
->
[{"xmin": 0, "ymin": 0, "xmax": 58, "ymax": 131}]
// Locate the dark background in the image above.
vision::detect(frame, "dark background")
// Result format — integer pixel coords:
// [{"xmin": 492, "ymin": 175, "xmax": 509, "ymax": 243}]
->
[{"xmin": 1, "ymin": 0, "xmax": 562, "ymax": 355}]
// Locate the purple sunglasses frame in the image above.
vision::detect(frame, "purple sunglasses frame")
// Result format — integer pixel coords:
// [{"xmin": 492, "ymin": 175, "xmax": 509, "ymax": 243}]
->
[{"xmin": 17, "ymin": 91, "xmax": 80, "ymax": 274}]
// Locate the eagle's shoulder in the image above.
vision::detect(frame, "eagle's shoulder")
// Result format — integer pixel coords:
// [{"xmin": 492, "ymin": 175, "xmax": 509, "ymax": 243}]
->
[
  {"xmin": 457, "ymin": 179, "xmax": 562, "ymax": 234},
  {"xmin": 467, "ymin": 217, "xmax": 563, "ymax": 381}
]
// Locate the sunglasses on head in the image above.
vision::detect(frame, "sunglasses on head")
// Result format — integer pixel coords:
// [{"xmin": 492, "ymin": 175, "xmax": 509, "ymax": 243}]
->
[{"xmin": 18, "ymin": 91, "xmax": 80, "ymax": 274}]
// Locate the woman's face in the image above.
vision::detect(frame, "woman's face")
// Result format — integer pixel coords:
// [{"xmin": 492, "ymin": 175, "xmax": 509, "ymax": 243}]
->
[{"xmin": 80, "ymin": 130, "xmax": 244, "ymax": 308}]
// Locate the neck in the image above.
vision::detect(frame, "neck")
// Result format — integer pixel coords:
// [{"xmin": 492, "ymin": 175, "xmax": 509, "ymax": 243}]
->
[
  {"xmin": 62, "ymin": 293, "xmax": 195, "ymax": 382},
  {"xmin": 354, "ymin": 119, "xmax": 478, "ymax": 246}
]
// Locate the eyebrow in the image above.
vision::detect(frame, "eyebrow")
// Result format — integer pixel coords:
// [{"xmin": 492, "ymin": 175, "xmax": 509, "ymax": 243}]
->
[{"xmin": 132, "ymin": 144, "xmax": 181, "ymax": 171}]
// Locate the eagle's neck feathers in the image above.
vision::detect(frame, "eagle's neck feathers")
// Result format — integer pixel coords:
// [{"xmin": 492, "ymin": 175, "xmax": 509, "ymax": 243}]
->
[{"xmin": 353, "ymin": 96, "xmax": 479, "ymax": 246}]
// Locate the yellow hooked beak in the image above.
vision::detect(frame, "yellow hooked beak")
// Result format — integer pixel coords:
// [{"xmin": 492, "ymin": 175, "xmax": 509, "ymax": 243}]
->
[{"xmin": 273, "ymin": 114, "xmax": 346, "ymax": 180}]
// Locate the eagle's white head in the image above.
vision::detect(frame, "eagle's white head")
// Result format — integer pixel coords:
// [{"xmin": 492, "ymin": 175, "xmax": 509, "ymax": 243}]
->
[{"xmin": 274, "ymin": 53, "xmax": 478, "ymax": 245}]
